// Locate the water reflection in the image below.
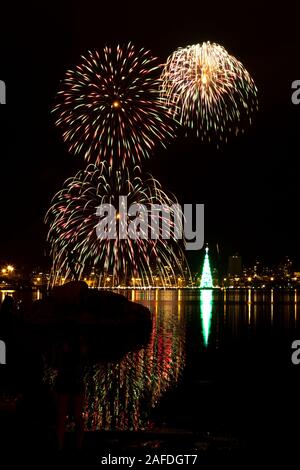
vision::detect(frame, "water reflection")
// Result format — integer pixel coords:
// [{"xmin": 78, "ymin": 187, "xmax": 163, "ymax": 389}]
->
[
  {"xmin": 200, "ymin": 289, "xmax": 213, "ymax": 346},
  {"xmin": 84, "ymin": 290, "xmax": 186, "ymax": 431},
  {"xmin": 1, "ymin": 289, "xmax": 42, "ymax": 304},
  {"xmin": 1, "ymin": 290, "xmax": 15, "ymax": 302},
  {"xmin": 2, "ymin": 287, "xmax": 300, "ymax": 432}
]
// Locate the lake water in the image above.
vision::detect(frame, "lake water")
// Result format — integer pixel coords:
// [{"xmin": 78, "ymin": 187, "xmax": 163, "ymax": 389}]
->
[{"xmin": 1, "ymin": 288, "xmax": 300, "ymax": 447}]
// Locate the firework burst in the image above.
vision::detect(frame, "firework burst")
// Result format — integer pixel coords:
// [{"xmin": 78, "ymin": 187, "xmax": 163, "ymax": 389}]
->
[
  {"xmin": 45, "ymin": 163, "xmax": 188, "ymax": 287},
  {"xmin": 160, "ymin": 42, "xmax": 258, "ymax": 142},
  {"xmin": 53, "ymin": 43, "xmax": 175, "ymax": 167}
]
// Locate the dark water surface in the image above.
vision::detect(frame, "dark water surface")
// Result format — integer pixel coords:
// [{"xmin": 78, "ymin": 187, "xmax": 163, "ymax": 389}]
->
[{"xmin": 1, "ymin": 288, "xmax": 300, "ymax": 460}]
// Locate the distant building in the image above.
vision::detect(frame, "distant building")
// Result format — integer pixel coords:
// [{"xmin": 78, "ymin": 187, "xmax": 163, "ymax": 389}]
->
[
  {"xmin": 253, "ymin": 260, "xmax": 262, "ymax": 277},
  {"xmin": 228, "ymin": 254, "xmax": 242, "ymax": 277},
  {"xmin": 277, "ymin": 256, "xmax": 293, "ymax": 278}
]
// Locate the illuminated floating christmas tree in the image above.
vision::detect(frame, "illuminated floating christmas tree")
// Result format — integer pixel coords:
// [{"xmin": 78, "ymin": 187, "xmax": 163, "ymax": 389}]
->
[{"xmin": 200, "ymin": 246, "xmax": 213, "ymax": 289}]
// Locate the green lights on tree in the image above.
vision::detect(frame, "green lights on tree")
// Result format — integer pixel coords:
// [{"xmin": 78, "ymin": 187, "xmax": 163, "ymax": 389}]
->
[{"xmin": 200, "ymin": 246, "xmax": 213, "ymax": 289}]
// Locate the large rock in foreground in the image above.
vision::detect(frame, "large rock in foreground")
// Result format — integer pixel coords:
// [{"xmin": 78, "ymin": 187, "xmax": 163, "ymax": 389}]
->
[{"xmin": 26, "ymin": 282, "xmax": 152, "ymax": 359}]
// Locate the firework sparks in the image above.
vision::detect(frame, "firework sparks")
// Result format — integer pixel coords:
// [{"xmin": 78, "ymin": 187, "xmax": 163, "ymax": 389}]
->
[
  {"xmin": 53, "ymin": 43, "xmax": 175, "ymax": 167},
  {"xmin": 45, "ymin": 163, "xmax": 188, "ymax": 287},
  {"xmin": 161, "ymin": 42, "xmax": 258, "ymax": 142}
]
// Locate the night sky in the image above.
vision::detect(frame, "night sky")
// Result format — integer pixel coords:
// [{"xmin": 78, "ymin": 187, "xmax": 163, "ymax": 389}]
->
[{"xmin": 1, "ymin": 1, "xmax": 300, "ymax": 272}]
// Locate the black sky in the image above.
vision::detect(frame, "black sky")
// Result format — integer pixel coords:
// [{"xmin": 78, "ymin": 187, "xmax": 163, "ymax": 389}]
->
[{"xmin": 0, "ymin": 1, "xmax": 300, "ymax": 271}]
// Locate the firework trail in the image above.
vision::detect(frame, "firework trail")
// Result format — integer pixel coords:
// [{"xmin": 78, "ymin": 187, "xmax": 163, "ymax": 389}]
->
[
  {"xmin": 161, "ymin": 42, "xmax": 258, "ymax": 142},
  {"xmin": 53, "ymin": 43, "xmax": 175, "ymax": 167},
  {"xmin": 45, "ymin": 163, "xmax": 188, "ymax": 287}
]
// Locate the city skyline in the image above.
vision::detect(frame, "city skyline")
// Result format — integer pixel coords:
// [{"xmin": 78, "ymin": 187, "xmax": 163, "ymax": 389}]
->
[{"xmin": 1, "ymin": 247, "xmax": 299, "ymax": 290}]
